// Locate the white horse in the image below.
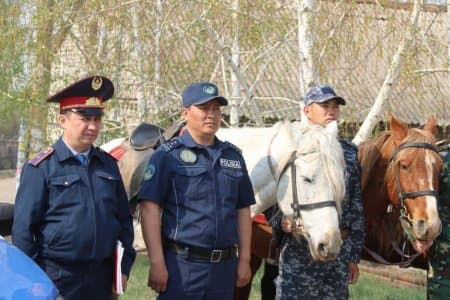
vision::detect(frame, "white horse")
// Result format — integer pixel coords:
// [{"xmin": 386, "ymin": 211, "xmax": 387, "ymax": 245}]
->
[
  {"xmin": 102, "ymin": 120, "xmax": 346, "ymax": 261},
  {"xmin": 217, "ymin": 121, "xmax": 346, "ymax": 261}
]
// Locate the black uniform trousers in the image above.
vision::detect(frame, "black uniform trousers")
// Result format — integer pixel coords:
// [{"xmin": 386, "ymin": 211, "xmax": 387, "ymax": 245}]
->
[{"xmin": 38, "ymin": 256, "xmax": 113, "ymax": 300}]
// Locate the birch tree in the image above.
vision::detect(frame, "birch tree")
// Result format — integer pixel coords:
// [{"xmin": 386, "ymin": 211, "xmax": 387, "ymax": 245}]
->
[
  {"xmin": 296, "ymin": 0, "xmax": 316, "ymax": 123},
  {"xmin": 230, "ymin": 0, "xmax": 241, "ymax": 127},
  {"xmin": 352, "ymin": 0, "xmax": 423, "ymax": 145}
]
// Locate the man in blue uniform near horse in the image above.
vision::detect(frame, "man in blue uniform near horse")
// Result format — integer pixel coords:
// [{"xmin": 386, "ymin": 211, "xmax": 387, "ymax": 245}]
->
[
  {"xmin": 275, "ymin": 85, "xmax": 365, "ymax": 299},
  {"xmin": 12, "ymin": 76, "xmax": 136, "ymax": 299},
  {"xmin": 138, "ymin": 82, "xmax": 256, "ymax": 299}
]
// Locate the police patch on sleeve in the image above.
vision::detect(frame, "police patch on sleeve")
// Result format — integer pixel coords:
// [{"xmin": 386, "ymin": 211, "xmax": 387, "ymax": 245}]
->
[
  {"xmin": 179, "ymin": 149, "xmax": 197, "ymax": 164},
  {"xmin": 143, "ymin": 164, "xmax": 156, "ymax": 181}
]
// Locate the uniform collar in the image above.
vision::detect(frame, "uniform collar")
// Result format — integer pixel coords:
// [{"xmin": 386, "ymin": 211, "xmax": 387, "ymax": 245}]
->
[
  {"xmin": 179, "ymin": 130, "xmax": 224, "ymax": 149},
  {"xmin": 54, "ymin": 138, "xmax": 107, "ymax": 164}
]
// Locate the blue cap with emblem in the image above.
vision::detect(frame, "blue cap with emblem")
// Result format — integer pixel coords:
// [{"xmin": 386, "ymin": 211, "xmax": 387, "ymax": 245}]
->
[
  {"xmin": 304, "ymin": 85, "xmax": 346, "ymax": 106},
  {"xmin": 182, "ymin": 82, "xmax": 228, "ymax": 108}
]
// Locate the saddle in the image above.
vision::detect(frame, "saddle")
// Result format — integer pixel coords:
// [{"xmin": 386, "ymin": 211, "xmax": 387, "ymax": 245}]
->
[{"xmin": 129, "ymin": 121, "xmax": 185, "ymax": 151}]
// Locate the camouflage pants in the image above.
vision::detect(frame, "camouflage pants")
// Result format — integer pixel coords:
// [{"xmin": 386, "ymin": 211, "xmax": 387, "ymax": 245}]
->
[
  {"xmin": 427, "ymin": 210, "xmax": 450, "ymax": 299},
  {"xmin": 275, "ymin": 238, "xmax": 350, "ymax": 300}
]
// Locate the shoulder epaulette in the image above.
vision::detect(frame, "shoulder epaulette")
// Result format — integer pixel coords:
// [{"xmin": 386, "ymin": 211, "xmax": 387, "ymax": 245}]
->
[
  {"xmin": 160, "ymin": 137, "xmax": 182, "ymax": 152},
  {"xmin": 95, "ymin": 146, "xmax": 118, "ymax": 161},
  {"xmin": 224, "ymin": 141, "xmax": 242, "ymax": 154},
  {"xmin": 339, "ymin": 139, "xmax": 358, "ymax": 151},
  {"xmin": 28, "ymin": 147, "xmax": 54, "ymax": 166}
]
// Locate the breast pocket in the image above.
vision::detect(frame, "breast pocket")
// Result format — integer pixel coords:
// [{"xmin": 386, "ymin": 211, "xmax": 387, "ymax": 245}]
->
[
  {"xmin": 221, "ymin": 168, "xmax": 244, "ymax": 201},
  {"xmin": 48, "ymin": 174, "xmax": 82, "ymax": 207},
  {"xmin": 174, "ymin": 167, "xmax": 209, "ymax": 201},
  {"xmin": 95, "ymin": 171, "xmax": 121, "ymax": 206}
]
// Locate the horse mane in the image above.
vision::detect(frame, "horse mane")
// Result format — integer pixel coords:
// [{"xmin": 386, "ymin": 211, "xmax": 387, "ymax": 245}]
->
[
  {"xmin": 299, "ymin": 124, "xmax": 346, "ymax": 215},
  {"xmin": 358, "ymin": 132, "xmax": 391, "ymax": 192}
]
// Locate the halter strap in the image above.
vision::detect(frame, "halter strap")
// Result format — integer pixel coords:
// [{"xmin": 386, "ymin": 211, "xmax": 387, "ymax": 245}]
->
[
  {"xmin": 277, "ymin": 151, "xmax": 336, "ymax": 222},
  {"xmin": 390, "ymin": 141, "xmax": 439, "ymax": 204}
]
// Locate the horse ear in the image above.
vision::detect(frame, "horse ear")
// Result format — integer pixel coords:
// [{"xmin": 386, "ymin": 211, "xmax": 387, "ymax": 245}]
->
[
  {"xmin": 423, "ymin": 116, "xmax": 437, "ymax": 135},
  {"xmin": 389, "ymin": 113, "xmax": 408, "ymax": 144},
  {"xmin": 325, "ymin": 121, "xmax": 338, "ymax": 137}
]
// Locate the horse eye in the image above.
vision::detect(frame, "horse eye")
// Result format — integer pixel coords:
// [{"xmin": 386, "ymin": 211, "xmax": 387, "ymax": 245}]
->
[
  {"xmin": 302, "ymin": 176, "xmax": 313, "ymax": 183},
  {"xmin": 400, "ymin": 163, "xmax": 408, "ymax": 171}
]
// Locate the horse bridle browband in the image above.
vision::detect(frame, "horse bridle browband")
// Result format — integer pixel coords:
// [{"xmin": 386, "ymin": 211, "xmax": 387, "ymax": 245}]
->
[
  {"xmin": 276, "ymin": 151, "xmax": 337, "ymax": 226},
  {"xmin": 390, "ymin": 142, "xmax": 439, "ymax": 208}
]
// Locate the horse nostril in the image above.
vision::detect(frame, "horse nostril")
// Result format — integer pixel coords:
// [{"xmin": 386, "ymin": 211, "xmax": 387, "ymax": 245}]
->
[
  {"xmin": 318, "ymin": 243, "xmax": 327, "ymax": 257},
  {"xmin": 417, "ymin": 219, "xmax": 425, "ymax": 230}
]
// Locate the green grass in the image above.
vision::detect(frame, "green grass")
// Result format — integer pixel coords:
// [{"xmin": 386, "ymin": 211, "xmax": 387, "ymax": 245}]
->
[{"xmin": 122, "ymin": 255, "xmax": 426, "ymax": 300}]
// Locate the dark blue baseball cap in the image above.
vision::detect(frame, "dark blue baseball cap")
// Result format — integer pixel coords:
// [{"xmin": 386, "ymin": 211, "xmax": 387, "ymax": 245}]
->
[
  {"xmin": 304, "ymin": 85, "xmax": 346, "ymax": 106},
  {"xmin": 182, "ymin": 82, "xmax": 228, "ymax": 108}
]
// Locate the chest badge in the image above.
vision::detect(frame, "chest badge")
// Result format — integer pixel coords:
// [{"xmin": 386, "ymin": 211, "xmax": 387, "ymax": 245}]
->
[{"xmin": 179, "ymin": 149, "xmax": 197, "ymax": 164}]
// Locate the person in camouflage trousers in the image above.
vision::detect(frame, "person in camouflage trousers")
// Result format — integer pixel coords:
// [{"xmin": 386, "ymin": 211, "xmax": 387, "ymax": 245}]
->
[
  {"xmin": 274, "ymin": 85, "xmax": 365, "ymax": 300},
  {"xmin": 428, "ymin": 150, "xmax": 450, "ymax": 299}
]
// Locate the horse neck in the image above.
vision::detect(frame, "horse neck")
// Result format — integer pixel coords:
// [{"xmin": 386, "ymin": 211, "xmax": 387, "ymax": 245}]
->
[
  {"xmin": 361, "ymin": 133, "xmax": 394, "ymax": 217},
  {"xmin": 269, "ymin": 122, "xmax": 298, "ymax": 177}
]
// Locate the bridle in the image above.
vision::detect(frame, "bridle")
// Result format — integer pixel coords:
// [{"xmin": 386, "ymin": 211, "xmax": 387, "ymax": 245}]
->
[
  {"xmin": 389, "ymin": 142, "xmax": 439, "ymax": 224},
  {"xmin": 268, "ymin": 140, "xmax": 337, "ymax": 234},
  {"xmin": 364, "ymin": 140, "xmax": 443, "ymax": 267}
]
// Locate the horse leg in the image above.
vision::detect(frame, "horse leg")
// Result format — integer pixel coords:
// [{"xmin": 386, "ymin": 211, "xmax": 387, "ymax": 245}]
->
[
  {"xmin": 233, "ymin": 253, "xmax": 262, "ymax": 300},
  {"xmin": 261, "ymin": 259, "xmax": 278, "ymax": 300}
]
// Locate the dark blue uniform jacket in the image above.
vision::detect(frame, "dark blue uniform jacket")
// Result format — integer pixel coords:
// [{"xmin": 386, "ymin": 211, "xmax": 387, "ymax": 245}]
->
[
  {"xmin": 12, "ymin": 138, "xmax": 136, "ymax": 276},
  {"xmin": 138, "ymin": 130, "xmax": 256, "ymax": 249}
]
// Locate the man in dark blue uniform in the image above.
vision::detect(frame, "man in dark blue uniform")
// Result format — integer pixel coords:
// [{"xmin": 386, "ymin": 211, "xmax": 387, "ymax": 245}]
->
[
  {"xmin": 138, "ymin": 82, "xmax": 256, "ymax": 300},
  {"xmin": 12, "ymin": 76, "xmax": 136, "ymax": 299}
]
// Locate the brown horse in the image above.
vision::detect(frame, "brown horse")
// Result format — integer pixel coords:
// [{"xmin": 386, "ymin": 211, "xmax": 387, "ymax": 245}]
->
[{"xmin": 358, "ymin": 113, "xmax": 443, "ymax": 269}]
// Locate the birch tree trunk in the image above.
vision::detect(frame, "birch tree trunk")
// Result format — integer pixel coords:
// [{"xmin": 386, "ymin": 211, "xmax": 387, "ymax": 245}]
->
[
  {"xmin": 296, "ymin": 0, "xmax": 316, "ymax": 123},
  {"xmin": 230, "ymin": 0, "xmax": 241, "ymax": 127},
  {"xmin": 154, "ymin": 0, "xmax": 163, "ymax": 114},
  {"xmin": 352, "ymin": 0, "xmax": 423, "ymax": 145},
  {"xmin": 194, "ymin": 10, "xmax": 264, "ymax": 126}
]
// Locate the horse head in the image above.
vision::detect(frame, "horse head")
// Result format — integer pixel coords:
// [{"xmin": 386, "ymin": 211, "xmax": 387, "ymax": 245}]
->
[
  {"xmin": 217, "ymin": 121, "xmax": 345, "ymax": 261},
  {"xmin": 384, "ymin": 113, "xmax": 443, "ymax": 247},
  {"xmin": 273, "ymin": 121, "xmax": 346, "ymax": 261}
]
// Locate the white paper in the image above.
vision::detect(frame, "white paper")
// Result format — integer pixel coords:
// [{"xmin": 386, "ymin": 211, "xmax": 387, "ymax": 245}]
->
[{"xmin": 114, "ymin": 240, "xmax": 124, "ymax": 295}]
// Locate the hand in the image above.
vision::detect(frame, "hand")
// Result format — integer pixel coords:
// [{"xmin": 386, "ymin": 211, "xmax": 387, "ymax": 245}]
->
[
  {"xmin": 235, "ymin": 259, "xmax": 252, "ymax": 287},
  {"xmin": 411, "ymin": 239, "xmax": 433, "ymax": 253},
  {"xmin": 148, "ymin": 261, "xmax": 169, "ymax": 293},
  {"xmin": 122, "ymin": 274, "xmax": 128, "ymax": 292},
  {"xmin": 348, "ymin": 262, "xmax": 359, "ymax": 284},
  {"xmin": 281, "ymin": 216, "xmax": 293, "ymax": 233}
]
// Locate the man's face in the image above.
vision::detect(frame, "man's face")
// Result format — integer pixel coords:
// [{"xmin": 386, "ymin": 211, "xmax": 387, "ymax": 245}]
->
[
  {"xmin": 303, "ymin": 99, "xmax": 341, "ymax": 127},
  {"xmin": 182, "ymin": 99, "xmax": 222, "ymax": 137},
  {"xmin": 59, "ymin": 111, "xmax": 102, "ymax": 152}
]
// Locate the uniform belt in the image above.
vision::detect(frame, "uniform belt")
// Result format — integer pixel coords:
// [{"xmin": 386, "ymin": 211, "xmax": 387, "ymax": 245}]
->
[{"xmin": 164, "ymin": 239, "xmax": 237, "ymax": 263}]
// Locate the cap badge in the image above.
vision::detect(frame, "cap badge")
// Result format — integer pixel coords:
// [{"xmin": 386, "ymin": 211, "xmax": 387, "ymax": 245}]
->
[
  {"xmin": 179, "ymin": 149, "xmax": 197, "ymax": 164},
  {"xmin": 85, "ymin": 97, "xmax": 101, "ymax": 106},
  {"xmin": 92, "ymin": 76, "xmax": 103, "ymax": 90},
  {"xmin": 203, "ymin": 85, "xmax": 215, "ymax": 95}
]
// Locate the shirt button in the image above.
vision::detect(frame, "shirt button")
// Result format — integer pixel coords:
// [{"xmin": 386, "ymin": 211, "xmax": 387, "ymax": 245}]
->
[{"xmin": 64, "ymin": 181, "xmax": 69, "ymax": 185}]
